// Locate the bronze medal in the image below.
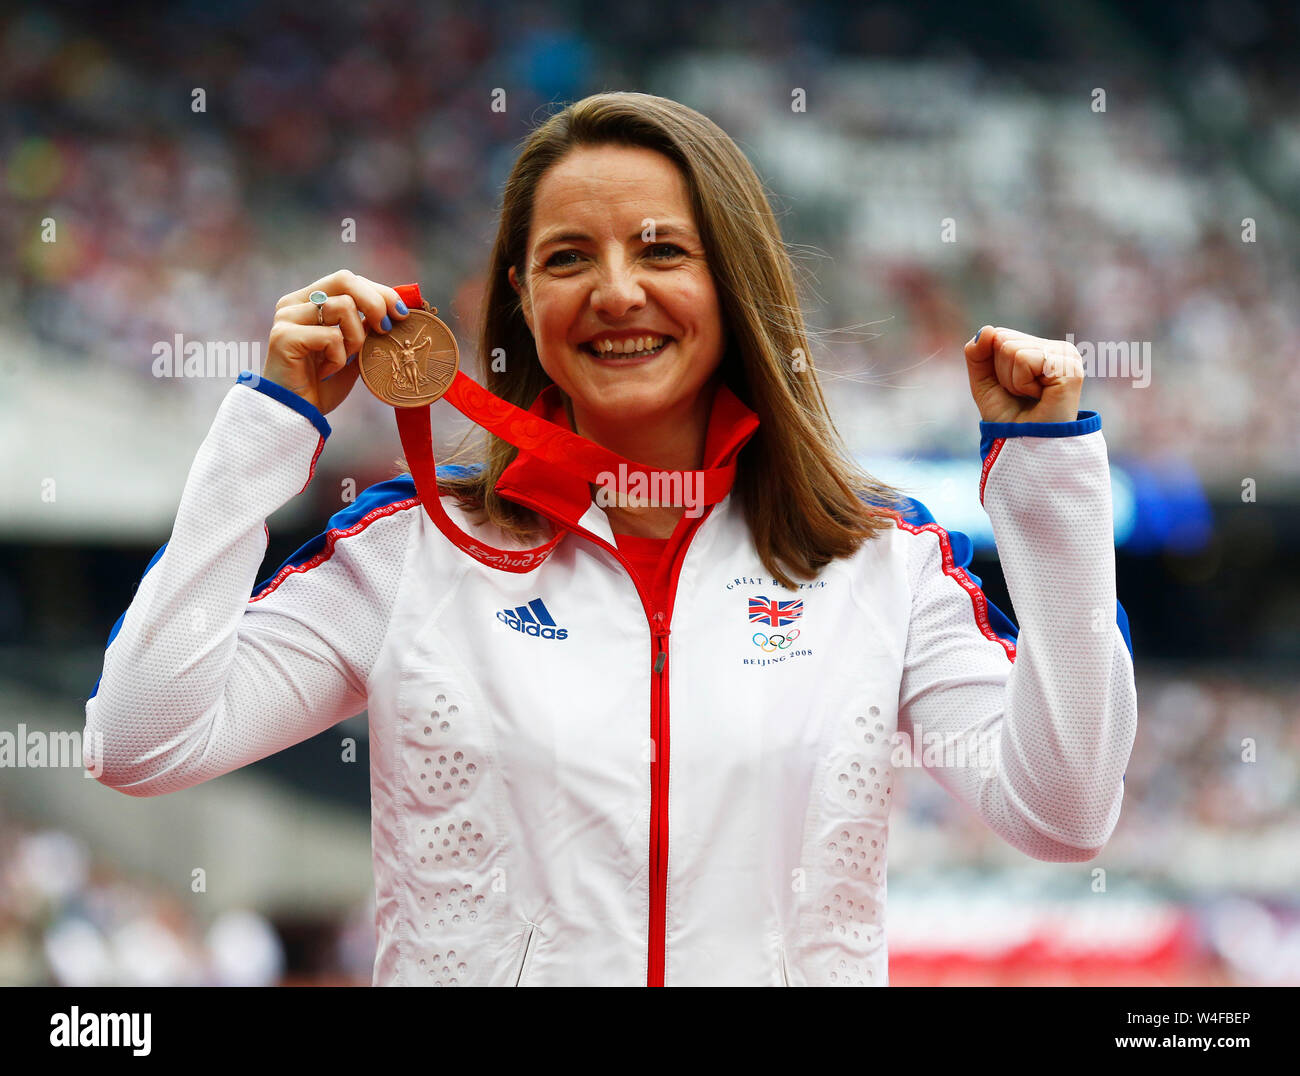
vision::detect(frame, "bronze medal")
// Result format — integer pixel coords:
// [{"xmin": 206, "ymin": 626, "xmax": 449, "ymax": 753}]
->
[{"xmin": 358, "ymin": 302, "xmax": 460, "ymax": 408}]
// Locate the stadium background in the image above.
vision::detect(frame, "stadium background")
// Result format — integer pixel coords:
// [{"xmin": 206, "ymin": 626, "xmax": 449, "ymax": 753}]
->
[{"xmin": 2, "ymin": 0, "xmax": 1297, "ymax": 985}]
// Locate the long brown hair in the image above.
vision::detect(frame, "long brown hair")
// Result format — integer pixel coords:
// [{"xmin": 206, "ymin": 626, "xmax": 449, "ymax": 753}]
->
[{"xmin": 423, "ymin": 91, "xmax": 905, "ymax": 587}]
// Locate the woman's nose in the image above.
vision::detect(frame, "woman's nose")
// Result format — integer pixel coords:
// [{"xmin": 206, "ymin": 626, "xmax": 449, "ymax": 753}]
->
[{"xmin": 590, "ymin": 259, "xmax": 646, "ymax": 317}]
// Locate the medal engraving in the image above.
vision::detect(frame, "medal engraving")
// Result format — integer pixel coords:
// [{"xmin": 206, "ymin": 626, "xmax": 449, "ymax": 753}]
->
[{"xmin": 359, "ymin": 306, "xmax": 459, "ymax": 407}]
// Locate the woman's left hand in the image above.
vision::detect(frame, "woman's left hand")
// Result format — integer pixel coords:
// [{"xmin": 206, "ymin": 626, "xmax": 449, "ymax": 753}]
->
[{"xmin": 963, "ymin": 325, "xmax": 1085, "ymax": 424}]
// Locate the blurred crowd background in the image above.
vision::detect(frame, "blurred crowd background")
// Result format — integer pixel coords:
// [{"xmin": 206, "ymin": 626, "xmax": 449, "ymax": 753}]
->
[{"xmin": 1, "ymin": 0, "xmax": 1297, "ymax": 985}]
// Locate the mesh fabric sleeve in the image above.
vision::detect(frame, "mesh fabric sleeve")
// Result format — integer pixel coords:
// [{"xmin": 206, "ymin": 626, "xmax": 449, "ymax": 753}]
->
[
  {"xmin": 83, "ymin": 377, "xmax": 418, "ymax": 796},
  {"xmin": 895, "ymin": 412, "xmax": 1138, "ymax": 861}
]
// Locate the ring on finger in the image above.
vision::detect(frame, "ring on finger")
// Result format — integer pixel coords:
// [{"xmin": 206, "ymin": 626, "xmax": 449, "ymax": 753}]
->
[{"xmin": 308, "ymin": 290, "xmax": 328, "ymax": 325}]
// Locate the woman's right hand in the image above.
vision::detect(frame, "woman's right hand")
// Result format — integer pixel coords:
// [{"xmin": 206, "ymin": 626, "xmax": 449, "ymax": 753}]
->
[{"xmin": 264, "ymin": 269, "xmax": 410, "ymax": 415}]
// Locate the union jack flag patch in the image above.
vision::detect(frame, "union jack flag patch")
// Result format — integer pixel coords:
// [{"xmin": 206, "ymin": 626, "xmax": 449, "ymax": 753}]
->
[{"xmin": 748, "ymin": 595, "xmax": 803, "ymax": 627}]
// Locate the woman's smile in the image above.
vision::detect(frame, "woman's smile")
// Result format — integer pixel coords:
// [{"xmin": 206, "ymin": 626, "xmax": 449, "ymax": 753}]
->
[{"xmin": 579, "ymin": 336, "xmax": 674, "ymax": 363}]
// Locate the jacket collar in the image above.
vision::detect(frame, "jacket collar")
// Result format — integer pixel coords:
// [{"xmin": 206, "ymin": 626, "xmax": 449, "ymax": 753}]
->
[{"xmin": 493, "ymin": 379, "xmax": 761, "ymax": 530}]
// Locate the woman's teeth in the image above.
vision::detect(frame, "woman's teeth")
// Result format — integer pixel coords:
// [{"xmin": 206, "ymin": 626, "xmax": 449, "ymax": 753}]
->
[{"xmin": 585, "ymin": 336, "xmax": 670, "ymax": 358}]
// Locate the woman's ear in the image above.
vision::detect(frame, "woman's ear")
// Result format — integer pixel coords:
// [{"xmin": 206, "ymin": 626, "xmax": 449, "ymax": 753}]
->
[{"xmin": 508, "ymin": 265, "xmax": 532, "ymax": 332}]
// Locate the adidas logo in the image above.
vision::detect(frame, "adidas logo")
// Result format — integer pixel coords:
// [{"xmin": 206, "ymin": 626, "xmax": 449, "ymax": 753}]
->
[{"xmin": 496, "ymin": 598, "xmax": 569, "ymax": 640}]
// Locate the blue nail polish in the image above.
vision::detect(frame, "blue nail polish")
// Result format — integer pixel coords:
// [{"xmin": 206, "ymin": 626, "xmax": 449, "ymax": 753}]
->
[
  {"xmin": 381, "ymin": 315, "xmax": 393, "ymax": 332},
  {"xmin": 395, "ymin": 300, "xmax": 409, "ymax": 316},
  {"xmin": 969, "ymin": 329, "xmax": 981, "ymax": 346}
]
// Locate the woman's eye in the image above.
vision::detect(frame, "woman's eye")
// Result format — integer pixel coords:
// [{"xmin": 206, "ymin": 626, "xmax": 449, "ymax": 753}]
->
[
  {"xmin": 545, "ymin": 250, "xmax": 582, "ymax": 268},
  {"xmin": 647, "ymin": 243, "xmax": 685, "ymax": 259}
]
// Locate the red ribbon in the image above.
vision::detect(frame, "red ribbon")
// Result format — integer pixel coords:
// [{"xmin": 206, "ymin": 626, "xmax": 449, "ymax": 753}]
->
[{"xmin": 390, "ymin": 282, "xmax": 738, "ymax": 572}]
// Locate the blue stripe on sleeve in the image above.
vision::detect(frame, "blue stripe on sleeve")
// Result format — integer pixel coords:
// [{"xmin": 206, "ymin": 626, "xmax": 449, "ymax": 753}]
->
[
  {"xmin": 1116, "ymin": 598, "xmax": 1134, "ymax": 659},
  {"xmin": 248, "ymin": 464, "xmax": 481, "ymax": 594},
  {"xmin": 895, "ymin": 494, "xmax": 1133, "ymax": 658},
  {"xmin": 88, "ymin": 540, "xmax": 169, "ymax": 701},
  {"xmin": 250, "ymin": 474, "xmax": 418, "ymax": 594},
  {"xmin": 236, "ymin": 370, "xmax": 331, "ymax": 441},
  {"xmin": 895, "ymin": 495, "xmax": 1020, "ymax": 647},
  {"xmin": 897, "ymin": 491, "xmax": 1132, "ymax": 782},
  {"xmin": 89, "ymin": 464, "xmax": 475, "ymax": 701},
  {"xmin": 979, "ymin": 410, "xmax": 1101, "ymax": 462}
]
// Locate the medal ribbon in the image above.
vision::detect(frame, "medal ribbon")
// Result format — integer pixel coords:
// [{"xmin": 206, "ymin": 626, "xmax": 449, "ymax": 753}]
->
[{"xmin": 389, "ymin": 282, "xmax": 741, "ymax": 572}]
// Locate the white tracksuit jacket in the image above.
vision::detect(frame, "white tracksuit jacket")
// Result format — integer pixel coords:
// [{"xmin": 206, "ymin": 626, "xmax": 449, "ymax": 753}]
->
[{"xmin": 84, "ymin": 370, "xmax": 1138, "ymax": 986}]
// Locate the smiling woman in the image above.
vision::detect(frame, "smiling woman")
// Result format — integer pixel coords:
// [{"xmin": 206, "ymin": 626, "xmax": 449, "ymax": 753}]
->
[
  {"xmin": 85, "ymin": 90, "xmax": 1137, "ymax": 988},
  {"xmin": 435, "ymin": 92, "xmax": 906, "ymax": 573},
  {"xmin": 507, "ymin": 144, "xmax": 727, "ymax": 536},
  {"xmin": 511, "ymin": 145, "xmax": 725, "ymax": 468}
]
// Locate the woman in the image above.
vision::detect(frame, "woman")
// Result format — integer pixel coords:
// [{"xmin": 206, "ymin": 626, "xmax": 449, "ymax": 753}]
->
[{"xmin": 85, "ymin": 92, "xmax": 1137, "ymax": 986}]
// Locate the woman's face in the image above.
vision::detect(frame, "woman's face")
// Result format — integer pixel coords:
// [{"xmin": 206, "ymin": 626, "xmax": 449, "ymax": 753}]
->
[{"xmin": 508, "ymin": 144, "xmax": 726, "ymax": 431}]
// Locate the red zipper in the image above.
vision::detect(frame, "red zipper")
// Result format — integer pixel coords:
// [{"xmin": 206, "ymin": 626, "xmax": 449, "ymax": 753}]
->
[
  {"xmin": 496, "ymin": 490, "xmax": 699, "ymax": 987},
  {"xmin": 648, "ymin": 608, "xmax": 671, "ymax": 987}
]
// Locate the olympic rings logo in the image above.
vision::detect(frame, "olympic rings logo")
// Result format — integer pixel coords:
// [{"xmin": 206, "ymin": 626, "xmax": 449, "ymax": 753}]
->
[{"xmin": 752, "ymin": 629, "xmax": 800, "ymax": 652}]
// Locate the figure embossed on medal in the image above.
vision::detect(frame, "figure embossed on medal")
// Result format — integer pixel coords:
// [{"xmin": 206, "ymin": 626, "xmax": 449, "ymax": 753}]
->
[{"xmin": 393, "ymin": 327, "xmax": 429, "ymax": 392}]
